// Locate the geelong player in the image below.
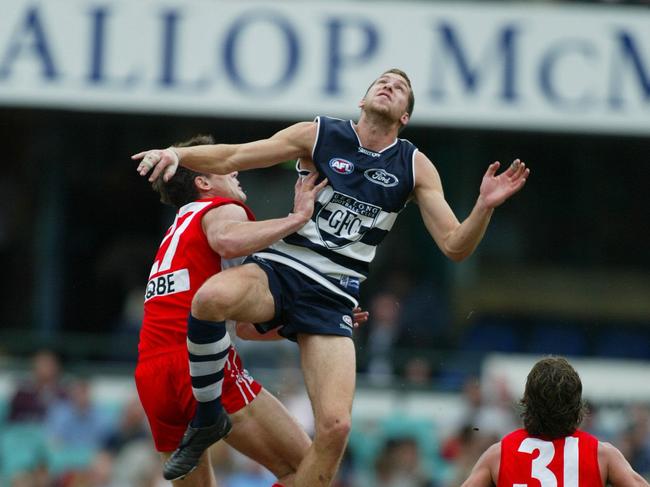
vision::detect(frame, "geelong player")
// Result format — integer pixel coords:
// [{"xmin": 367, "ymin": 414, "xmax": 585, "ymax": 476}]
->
[
  {"xmin": 461, "ymin": 357, "xmax": 649, "ymax": 487},
  {"xmin": 134, "ymin": 69, "xmax": 529, "ymax": 485},
  {"xmin": 136, "ymin": 135, "xmax": 366, "ymax": 487}
]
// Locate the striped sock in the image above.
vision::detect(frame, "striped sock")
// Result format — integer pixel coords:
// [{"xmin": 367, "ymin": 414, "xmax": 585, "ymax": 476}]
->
[{"xmin": 187, "ymin": 314, "xmax": 231, "ymax": 427}]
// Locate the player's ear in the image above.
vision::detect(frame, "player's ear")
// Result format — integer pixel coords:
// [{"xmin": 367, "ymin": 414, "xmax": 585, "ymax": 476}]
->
[
  {"xmin": 399, "ymin": 111, "xmax": 410, "ymax": 126},
  {"xmin": 358, "ymin": 97, "xmax": 366, "ymax": 110},
  {"xmin": 194, "ymin": 175, "xmax": 210, "ymax": 191}
]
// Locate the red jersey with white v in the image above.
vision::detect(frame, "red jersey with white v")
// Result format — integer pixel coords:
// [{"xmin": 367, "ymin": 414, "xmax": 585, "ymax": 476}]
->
[
  {"xmin": 138, "ymin": 197, "xmax": 255, "ymax": 359},
  {"xmin": 498, "ymin": 429, "xmax": 602, "ymax": 487}
]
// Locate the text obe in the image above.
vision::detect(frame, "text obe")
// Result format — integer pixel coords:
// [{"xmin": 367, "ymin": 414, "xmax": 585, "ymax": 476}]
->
[{"xmin": 145, "ymin": 269, "xmax": 190, "ymax": 301}]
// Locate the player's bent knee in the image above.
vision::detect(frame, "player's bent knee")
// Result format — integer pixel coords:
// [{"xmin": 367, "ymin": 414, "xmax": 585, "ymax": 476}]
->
[{"xmin": 191, "ymin": 279, "xmax": 233, "ymax": 319}]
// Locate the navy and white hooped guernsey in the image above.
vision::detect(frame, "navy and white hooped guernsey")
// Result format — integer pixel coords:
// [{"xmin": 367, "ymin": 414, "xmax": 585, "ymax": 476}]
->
[{"xmin": 254, "ymin": 116, "xmax": 418, "ymax": 306}]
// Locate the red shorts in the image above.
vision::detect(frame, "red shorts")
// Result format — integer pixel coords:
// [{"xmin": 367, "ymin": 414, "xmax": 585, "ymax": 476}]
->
[{"xmin": 135, "ymin": 345, "xmax": 262, "ymax": 452}]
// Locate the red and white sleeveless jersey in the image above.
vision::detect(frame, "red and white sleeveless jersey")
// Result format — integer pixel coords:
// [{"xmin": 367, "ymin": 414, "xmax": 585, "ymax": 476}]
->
[
  {"xmin": 138, "ymin": 197, "xmax": 255, "ymax": 360},
  {"xmin": 498, "ymin": 428, "xmax": 602, "ymax": 487}
]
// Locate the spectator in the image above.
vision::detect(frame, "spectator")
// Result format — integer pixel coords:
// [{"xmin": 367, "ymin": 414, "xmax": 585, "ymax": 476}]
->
[
  {"xmin": 364, "ymin": 292, "xmax": 401, "ymax": 385},
  {"xmin": 441, "ymin": 376, "xmax": 517, "ymax": 469},
  {"xmin": 8, "ymin": 349, "xmax": 67, "ymax": 423},
  {"xmin": 444, "ymin": 425, "xmax": 496, "ymax": 487},
  {"xmin": 100, "ymin": 397, "xmax": 159, "ymax": 487},
  {"xmin": 457, "ymin": 375, "xmax": 517, "ymax": 438},
  {"xmin": 374, "ymin": 437, "xmax": 434, "ymax": 487},
  {"xmin": 618, "ymin": 404, "xmax": 650, "ymax": 478},
  {"xmin": 402, "ymin": 357, "xmax": 433, "ymax": 387},
  {"xmin": 45, "ymin": 378, "xmax": 113, "ymax": 450},
  {"xmin": 102, "ymin": 397, "xmax": 149, "ymax": 454}
]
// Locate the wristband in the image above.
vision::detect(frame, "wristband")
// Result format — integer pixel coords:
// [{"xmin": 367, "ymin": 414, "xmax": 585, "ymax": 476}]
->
[{"xmin": 167, "ymin": 147, "xmax": 181, "ymax": 165}]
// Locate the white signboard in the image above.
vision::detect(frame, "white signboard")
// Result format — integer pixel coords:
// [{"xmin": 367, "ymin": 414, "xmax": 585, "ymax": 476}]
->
[{"xmin": 0, "ymin": 0, "xmax": 648, "ymax": 134}]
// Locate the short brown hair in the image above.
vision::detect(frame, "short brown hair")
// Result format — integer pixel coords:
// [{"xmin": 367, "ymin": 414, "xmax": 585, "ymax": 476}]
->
[
  {"xmin": 365, "ymin": 68, "xmax": 415, "ymax": 121},
  {"xmin": 520, "ymin": 357, "xmax": 587, "ymax": 439},
  {"xmin": 152, "ymin": 135, "xmax": 214, "ymax": 208}
]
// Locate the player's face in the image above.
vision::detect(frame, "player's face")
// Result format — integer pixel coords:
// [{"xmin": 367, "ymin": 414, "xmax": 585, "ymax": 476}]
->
[
  {"xmin": 361, "ymin": 73, "xmax": 411, "ymax": 123},
  {"xmin": 206, "ymin": 173, "xmax": 247, "ymax": 202}
]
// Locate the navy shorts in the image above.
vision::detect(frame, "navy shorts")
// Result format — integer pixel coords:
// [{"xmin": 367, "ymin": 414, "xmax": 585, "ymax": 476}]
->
[{"xmin": 245, "ymin": 255, "xmax": 357, "ymax": 341}]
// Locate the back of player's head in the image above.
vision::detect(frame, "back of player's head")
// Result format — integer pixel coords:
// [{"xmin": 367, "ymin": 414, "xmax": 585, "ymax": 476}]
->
[
  {"xmin": 521, "ymin": 356, "xmax": 587, "ymax": 439},
  {"xmin": 152, "ymin": 135, "xmax": 214, "ymax": 208}
]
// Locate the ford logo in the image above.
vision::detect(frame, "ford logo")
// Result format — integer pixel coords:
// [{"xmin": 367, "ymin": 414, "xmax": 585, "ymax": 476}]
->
[{"xmin": 364, "ymin": 168, "xmax": 399, "ymax": 187}]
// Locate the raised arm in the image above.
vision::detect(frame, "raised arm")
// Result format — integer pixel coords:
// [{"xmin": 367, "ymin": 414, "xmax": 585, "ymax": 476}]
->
[
  {"xmin": 601, "ymin": 442, "xmax": 650, "ymax": 486},
  {"xmin": 460, "ymin": 442, "xmax": 500, "ymax": 487},
  {"xmin": 133, "ymin": 121, "xmax": 317, "ymax": 182},
  {"xmin": 203, "ymin": 173, "xmax": 327, "ymax": 259},
  {"xmin": 413, "ymin": 152, "xmax": 529, "ymax": 262}
]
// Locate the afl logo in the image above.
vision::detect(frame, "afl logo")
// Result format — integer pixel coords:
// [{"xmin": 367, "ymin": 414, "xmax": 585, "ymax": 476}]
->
[
  {"xmin": 364, "ymin": 168, "xmax": 399, "ymax": 187},
  {"xmin": 329, "ymin": 158, "xmax": 354, "ymax": 175}
]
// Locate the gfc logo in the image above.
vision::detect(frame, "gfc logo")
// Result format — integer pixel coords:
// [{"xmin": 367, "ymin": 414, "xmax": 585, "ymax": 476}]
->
[
  {"xmin": 316, "ymin": 191, "xmax": 381, "ymax": 249},
  {"xmin": 329, "ymin": 158, "xmax": 354, "ymax": 175}
]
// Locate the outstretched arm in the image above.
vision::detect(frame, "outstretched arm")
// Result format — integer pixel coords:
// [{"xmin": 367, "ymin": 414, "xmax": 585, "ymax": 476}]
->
[
  {"xmin": 203, "ymin": 173, "xmax": 327, "ymax": 259},
  {"xmin": 414, "ymin": 152, "xmax": 529, "ymax": 262},
  {"xmin": 133, "ymin": 121, "xmax": 317, "ymax": 182},
  {"xmin": 460, "ymin": 443, "xmax": 500, "ymax": 487},
  {"xmin": 601, "ymin": 442, "xmax": 650, "ymax": 486}
]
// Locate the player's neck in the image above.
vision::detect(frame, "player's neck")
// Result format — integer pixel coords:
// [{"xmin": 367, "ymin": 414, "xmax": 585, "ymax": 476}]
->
[{"xmin": 354, "ymin": 115, "xmax": 399, "ymax": 152}]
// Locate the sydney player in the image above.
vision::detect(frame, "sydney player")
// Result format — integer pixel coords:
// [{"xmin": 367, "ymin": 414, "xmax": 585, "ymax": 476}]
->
[
  {"xmin": 460, "ymin": 357, "xmax": 649, "ymax": 487},
  {"xmin": 134, "ymin": 68, "xmax": 530, "ymax": 486}
]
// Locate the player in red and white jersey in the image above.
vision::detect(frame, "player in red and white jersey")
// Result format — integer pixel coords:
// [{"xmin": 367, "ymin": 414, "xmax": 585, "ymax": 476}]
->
[
  {"xmin": 138, "ymin": 192, "xmax": 255, "ymax": 357},
  {"xmin": 461, "ymin": 357, "xmax": 649, "ymax": 487},
  {"xmin": 135, "ymin": 135, "xmax": 365, "ymax": 487}
]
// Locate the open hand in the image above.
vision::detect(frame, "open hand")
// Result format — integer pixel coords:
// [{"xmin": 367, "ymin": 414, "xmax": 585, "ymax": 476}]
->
[
  {"xmin": 479, "ymin": 159, "xmax": 530, "ymax": 209},
  {"xmin": 292, "ymin": 172, "xmax": 328, "ymax": 222},
  {"xmin": 132, "ymin": 147, "xmax": 180, "ymax": 183}
]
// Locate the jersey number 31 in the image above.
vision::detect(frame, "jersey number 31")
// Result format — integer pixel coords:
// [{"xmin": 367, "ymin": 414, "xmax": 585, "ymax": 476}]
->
[{"xmin": 514, "ymin": 437, "xmax": 579, "ymax": 487}]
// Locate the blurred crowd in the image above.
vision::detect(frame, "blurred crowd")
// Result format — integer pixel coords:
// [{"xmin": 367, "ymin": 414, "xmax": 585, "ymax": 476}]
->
[
  {"xmin": 3, "ymin": 350, "xmax": 158, "ymax": 487},
  {"xmin": 2, "ymin": 348, "xmax": 649, "ymax": 487},
  {"xmin": 355, "ymin": 281, "xmax": 650, "ymax": 391}
]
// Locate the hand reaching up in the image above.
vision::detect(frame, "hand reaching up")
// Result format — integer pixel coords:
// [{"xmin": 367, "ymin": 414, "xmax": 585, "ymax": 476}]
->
[{"xmin": 479, "ymin": 159, "xmax": 530, "ymax": 209}]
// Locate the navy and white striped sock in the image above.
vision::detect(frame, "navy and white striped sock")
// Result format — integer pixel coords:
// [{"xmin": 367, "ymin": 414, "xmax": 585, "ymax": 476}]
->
[{"xmin": 187, "ymin": 314, "xmax": 231, "ymax": 428}]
